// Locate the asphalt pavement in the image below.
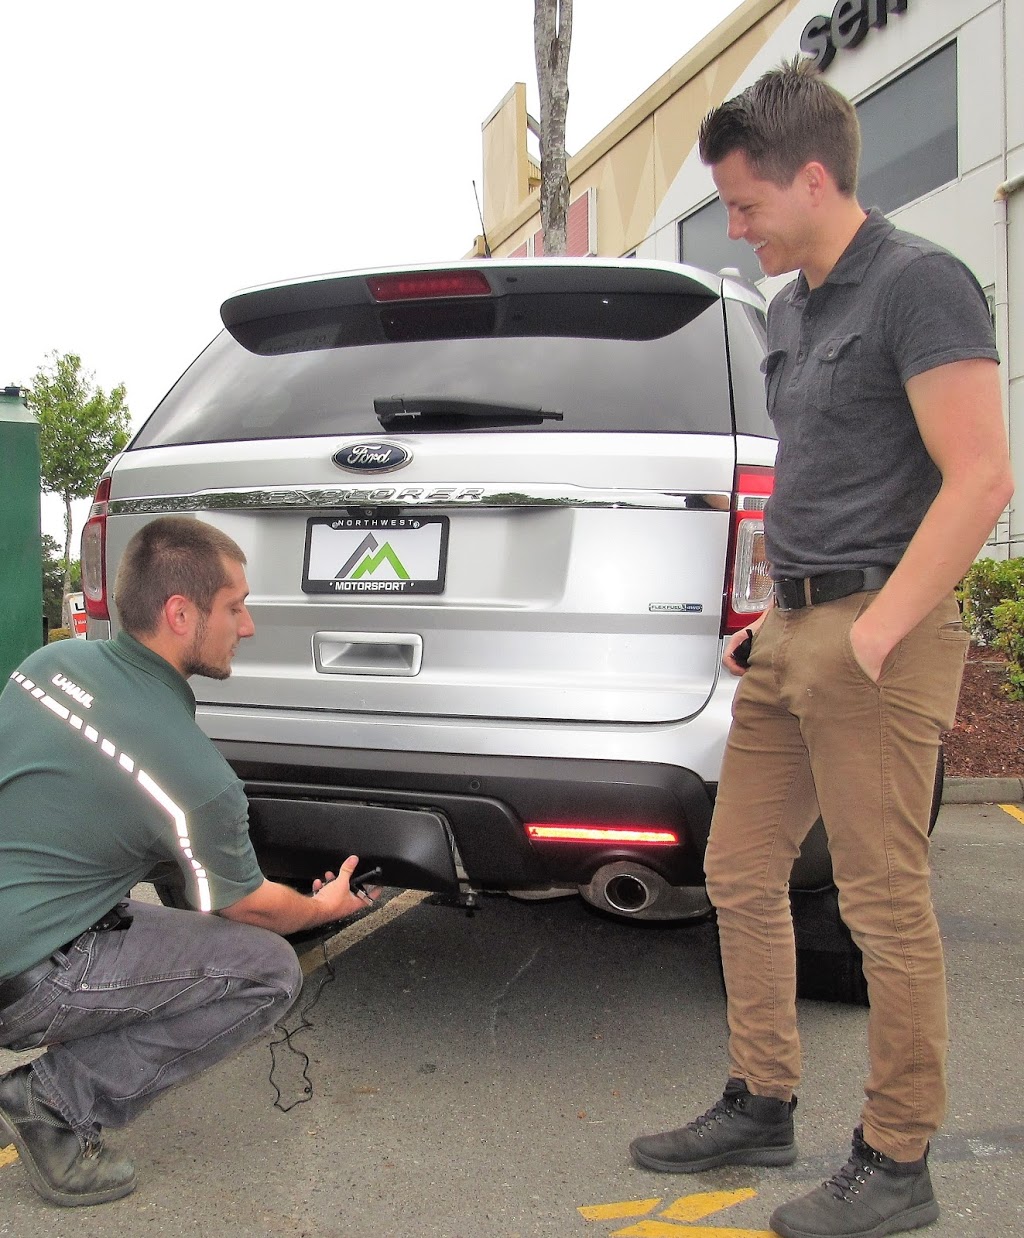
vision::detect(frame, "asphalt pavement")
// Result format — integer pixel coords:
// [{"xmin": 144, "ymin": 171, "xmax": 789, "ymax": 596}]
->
[{"xmin": 1, "ymin": 799, "xmax": 1022, "ymax": 1237}]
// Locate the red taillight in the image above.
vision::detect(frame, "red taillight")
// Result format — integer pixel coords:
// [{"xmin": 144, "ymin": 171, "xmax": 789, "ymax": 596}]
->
[
  {"xmin": 526, "ymin": 824, "xmax": 678, "ymax": 845},
  {"xmin": 81, "ymin": 476, "xmax": 111, "ymax": 621},
  {"xmin": 366, "ymin": 270, "xmax": 492, "ymax": 302},
  {"xmin": 722, "ymin": 463, "xmax": 774, "ymax": 634}
]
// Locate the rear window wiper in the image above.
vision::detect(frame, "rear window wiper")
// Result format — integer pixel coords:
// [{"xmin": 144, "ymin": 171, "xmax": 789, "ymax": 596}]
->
[{"xmin": 374, "ymin": 396, "xmax": 564, "ymax": 430}]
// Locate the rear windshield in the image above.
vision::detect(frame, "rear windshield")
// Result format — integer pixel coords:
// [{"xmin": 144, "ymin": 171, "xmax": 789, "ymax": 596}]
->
[
  {"xmin": 131, "ymin": 291, "xmax": 732, "ymax": 447},
  {"xmin": 725, "ymin": 299, "xmax": 774, "ymax": 440}
]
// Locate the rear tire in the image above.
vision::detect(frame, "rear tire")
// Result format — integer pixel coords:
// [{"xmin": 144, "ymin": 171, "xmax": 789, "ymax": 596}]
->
[
  {"xmin": 792, "ymin": 886, "xmax": 868, "ymax": 1005},
  {"xmin": 792, "ymin": 746, "xmax": 944, "ymax": 1006},
  {"xmin": 928, "ymin": 745, "xmax": 944, "ymax": 834}
]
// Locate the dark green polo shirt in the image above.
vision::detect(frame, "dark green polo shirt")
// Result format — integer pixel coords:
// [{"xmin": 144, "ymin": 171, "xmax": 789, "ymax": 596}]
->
[
  {"xmin": 764, "ymin": 208, "xmax": 999, "ymax": 578},
  {"xmin": 0, "ymin": 632, "xmax": 263, "ymax": 979}
]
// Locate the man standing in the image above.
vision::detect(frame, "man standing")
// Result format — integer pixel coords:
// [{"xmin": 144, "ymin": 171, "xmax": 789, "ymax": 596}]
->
[
  {"xmin": 630, "ymin": 60, "xmax": 1012, "ymax": 1238},
  {"xmin": 0, "ymin": 517, "xmax": 375, "ymax": 1207}
]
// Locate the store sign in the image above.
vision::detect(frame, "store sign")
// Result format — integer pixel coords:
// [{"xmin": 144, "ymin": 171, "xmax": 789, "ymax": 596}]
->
[{"xmin": 800, "ymin": 0, "xmax": 908, "ymax": 71}]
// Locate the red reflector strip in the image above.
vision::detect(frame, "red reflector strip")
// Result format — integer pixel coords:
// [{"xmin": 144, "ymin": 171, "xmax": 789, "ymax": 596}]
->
[
  {"xmin": 526, "ymin": 824, "xmax": 678, "ymax": 845},
  {"xmin": 367, "ymin": 270, "xmax": 491, "ymax": 302}
]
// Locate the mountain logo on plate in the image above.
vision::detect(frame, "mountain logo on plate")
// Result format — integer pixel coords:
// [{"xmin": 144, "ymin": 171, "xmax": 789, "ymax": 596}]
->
[{"xmin": 333, "ymin": 441, "xmax": 411, "ymax": 473}]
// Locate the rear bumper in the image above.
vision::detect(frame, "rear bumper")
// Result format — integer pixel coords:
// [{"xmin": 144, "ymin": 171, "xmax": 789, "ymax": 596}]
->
[{"xmin": 222, "ymin": 742, "xmax": 716, "ymax": 891}]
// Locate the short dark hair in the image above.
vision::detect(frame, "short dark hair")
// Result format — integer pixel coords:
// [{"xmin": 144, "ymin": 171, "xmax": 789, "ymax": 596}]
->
[
  {"xmin": 113, "ymin": 517, "xmax": 246, "ymax": 637},
  {"xmin": 698, "ymin": 57, "xmax": 861, "ymax": 196}
]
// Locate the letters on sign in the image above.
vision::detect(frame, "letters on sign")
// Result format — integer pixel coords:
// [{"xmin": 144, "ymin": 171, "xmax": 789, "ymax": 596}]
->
[{"xmin": 800, "ymin": 0, "xmax": 908, "ymax": 72}]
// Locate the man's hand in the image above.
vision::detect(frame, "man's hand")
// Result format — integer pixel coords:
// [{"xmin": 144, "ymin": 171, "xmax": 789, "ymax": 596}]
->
[
  {"xmin": 219, "ymin": 855, "xmax": 381, "ymax": 935},
  {"xmin": 723, "ymin": 608, "xmax": 771, "ymax": 677},
  {"xmin": 849, "ymin": 617, "xmax": 891, "ymax": 684},
  {"xmin": 724, "ymin": 629, "xmax": 753, "ymax": 677},
  {"xmin": 312, "ymin": 855, "xmax": 383, "ymax": 919}
]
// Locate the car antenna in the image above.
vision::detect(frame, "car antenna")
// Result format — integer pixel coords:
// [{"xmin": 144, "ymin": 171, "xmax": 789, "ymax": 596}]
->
[{"xmin": 472, "ymin": 180, "xmax": 492, "ymax": 258}]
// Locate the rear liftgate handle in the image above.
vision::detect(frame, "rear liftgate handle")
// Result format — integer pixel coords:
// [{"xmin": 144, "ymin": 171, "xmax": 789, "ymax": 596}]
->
[{"xmin": 313, "ymin": 631, "xmax": 423, "ymax": 676}]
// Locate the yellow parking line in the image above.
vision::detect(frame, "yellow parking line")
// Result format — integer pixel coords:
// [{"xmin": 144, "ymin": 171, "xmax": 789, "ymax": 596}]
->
[
  {"xmin": 578, "ymin": 1198, "xmax": 662, "ymax": 1221},
  {"xmin": 581, "ymin": 1189, "xmax": 771, "ymax": 1235},
  {"xmin": 998, "ymin": 803, "xmax": 1024, "ymax": 826},
  {"xmin": 611, "ymin": 1224, "xmax": 775, "ymax": 1238},
  {"xmin": 660, "ymin": 1188, "xmax": 757, "ymax": 1221}
]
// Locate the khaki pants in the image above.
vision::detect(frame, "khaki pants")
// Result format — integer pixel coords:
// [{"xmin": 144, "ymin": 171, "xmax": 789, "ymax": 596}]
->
[{"xmin": 705, "ymin": 590, "xmax": 968, "ymax": 1161}]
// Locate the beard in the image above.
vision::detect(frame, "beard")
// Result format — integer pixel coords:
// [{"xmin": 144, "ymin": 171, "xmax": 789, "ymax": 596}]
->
[
  {"xmin": 182, "ymin": 614, "xmax": 232, "ymax": 680},
  {"xmin": 183, "ymin": 654, "xmax": 231, "ymax": 680}
]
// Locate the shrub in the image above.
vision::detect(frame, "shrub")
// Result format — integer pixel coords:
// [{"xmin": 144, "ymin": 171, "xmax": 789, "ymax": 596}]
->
[
  {"xmin": 993, "ymin": 598, "xmax": 1024, "ymax": 701},
  {"xmin": 48, "ymin": 627, "xmax": 72, "ymax": 642},
  {"xmin": 957, "ymin": 557, "xmax": 1024, "ymax": 645}
]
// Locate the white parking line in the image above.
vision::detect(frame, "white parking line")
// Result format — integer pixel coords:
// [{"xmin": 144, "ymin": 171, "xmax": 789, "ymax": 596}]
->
[{"xmin": 297, "ymin": 889, "xmax": 429, "ymax": 976}]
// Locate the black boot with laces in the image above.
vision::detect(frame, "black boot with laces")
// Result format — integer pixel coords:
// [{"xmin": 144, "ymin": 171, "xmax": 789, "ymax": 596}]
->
[
  {"xmin": 0, "ymin": 1066, "xmax": 136, "ymax": 1207},
  {"xmin": 629, "ymin": 1077, "xmax": 797, "ymax": 1173},
  {"xmin": 769, "ymin": 1125, "xmax": 939, "ymax": 1238}
]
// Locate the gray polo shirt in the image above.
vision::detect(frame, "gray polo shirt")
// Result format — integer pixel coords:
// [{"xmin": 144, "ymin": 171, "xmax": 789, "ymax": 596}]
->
[{"xmin": 764, "ymin": 208, "xmax": 998, "ymax": 579}]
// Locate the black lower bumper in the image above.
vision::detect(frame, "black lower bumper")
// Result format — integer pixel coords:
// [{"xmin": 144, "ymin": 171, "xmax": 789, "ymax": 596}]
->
[{"xmin": 220, "ymin": 742, "xmax": 716, "ymax": 892}]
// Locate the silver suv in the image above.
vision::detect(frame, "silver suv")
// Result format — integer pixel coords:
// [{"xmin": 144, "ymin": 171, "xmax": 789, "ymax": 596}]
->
[{"xmin": 82, "ymin": 258, "xmax": 908, "ymax": 1003}]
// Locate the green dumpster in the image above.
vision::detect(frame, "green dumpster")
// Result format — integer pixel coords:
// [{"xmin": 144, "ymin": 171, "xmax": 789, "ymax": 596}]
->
[{"xmin": 0, "ymin": 385, "xmax": 45, "ymax": 681}]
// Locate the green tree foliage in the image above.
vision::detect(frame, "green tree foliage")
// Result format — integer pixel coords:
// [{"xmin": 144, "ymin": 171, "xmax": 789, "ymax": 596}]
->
[
  {"xmin": 29, "ymin": 351, "xmax": 130, "ymax": 595},
  {"xmin": 41, "ymin": 533, "xmax": 81, "ymax": 631},
  {"xmin": 959, "ymin": 557, "xmax": 1024, "ymax": 700},
  {"xmin": 41, "ymin": 533, "xmax": 65, "ymax": 630}
]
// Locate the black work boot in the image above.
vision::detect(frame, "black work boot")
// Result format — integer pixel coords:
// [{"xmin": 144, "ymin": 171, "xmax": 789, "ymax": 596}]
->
[
  {"xmin": 0, "ymin": 1065, "xmax": 136, "ymax": 1207},
  {"xmin": 630, "ymin": 1077, "xmax": 797, "ymax": 1173},
  {"xmin": 769, "ymin": 1126, "xmax": 939, "ymax": 1238}
]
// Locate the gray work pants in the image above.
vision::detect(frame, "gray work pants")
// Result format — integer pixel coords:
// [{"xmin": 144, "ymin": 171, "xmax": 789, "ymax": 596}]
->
[{"xmin": 0, "ymin": 900, "xmax": 301, "ymax": 1137}]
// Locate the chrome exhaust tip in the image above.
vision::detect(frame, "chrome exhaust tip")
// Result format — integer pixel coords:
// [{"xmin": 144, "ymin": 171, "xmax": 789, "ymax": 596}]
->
[
  {"xmin": 603, "ymin": 871, "xmax": 653, "ymax": 914},
  {"xmin": 579, "ymin": 860, "xmax": 712, "ymax": 922}
]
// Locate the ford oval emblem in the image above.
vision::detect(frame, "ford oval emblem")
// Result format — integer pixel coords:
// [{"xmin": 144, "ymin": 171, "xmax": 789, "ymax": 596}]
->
[{"xmin": 332, "ymin": 441, "xmax": 411, "ymax": 473}]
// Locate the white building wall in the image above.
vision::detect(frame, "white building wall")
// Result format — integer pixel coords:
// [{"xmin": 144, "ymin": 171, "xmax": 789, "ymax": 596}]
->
[
  {"xmin": 1000, "ymin": 0, "xmax": 1024, "ymax": 557},
  {"xmin": 1008, "ymin": 0, "xmax": 1024, "ymax": 160}
]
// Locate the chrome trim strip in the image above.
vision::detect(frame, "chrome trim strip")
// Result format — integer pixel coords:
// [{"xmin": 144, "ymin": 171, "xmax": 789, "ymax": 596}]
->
[{"xmin": 108, "ymin": 484, "xmax": 731, "ymax": 515}]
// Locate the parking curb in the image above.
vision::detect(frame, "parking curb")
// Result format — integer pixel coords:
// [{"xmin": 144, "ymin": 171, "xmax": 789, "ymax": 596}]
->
[{"xmin": 942, "ymin": 776, "xmax": 1024, "ymax": 805}]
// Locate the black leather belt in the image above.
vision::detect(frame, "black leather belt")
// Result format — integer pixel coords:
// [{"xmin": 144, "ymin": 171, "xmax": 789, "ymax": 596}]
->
[
  {"xmin": 0, "ymin": 903, "xmax": 133, "ymax": 1014},
  {"xmin": 0, "ymin": 951, "xmax": 76, "ymax": 1014},
  {"xmin": 774, "ymin": 566, "xmax": 892, "ymax": 611}
]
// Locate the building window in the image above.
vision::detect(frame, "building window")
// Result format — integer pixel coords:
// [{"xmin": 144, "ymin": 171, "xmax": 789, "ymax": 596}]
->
[
  {"xmin": 678, "ymin": 200, "xmax": 763, "ymax": 283},
  {"xmin": 856, "ymin": 43, "xmax": 957, "ymax": 214}
]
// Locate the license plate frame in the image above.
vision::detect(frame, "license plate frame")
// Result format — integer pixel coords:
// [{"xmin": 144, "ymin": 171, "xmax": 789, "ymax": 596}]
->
[{"xmin": 302, "ymin": 515, "xmax": 449, "ymax": 595}]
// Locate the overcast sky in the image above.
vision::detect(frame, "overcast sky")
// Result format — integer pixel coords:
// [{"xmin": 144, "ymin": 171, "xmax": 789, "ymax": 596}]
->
[{"xmin": 4, "ymin": 0, "xmax": 744, "ymax": 547}]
